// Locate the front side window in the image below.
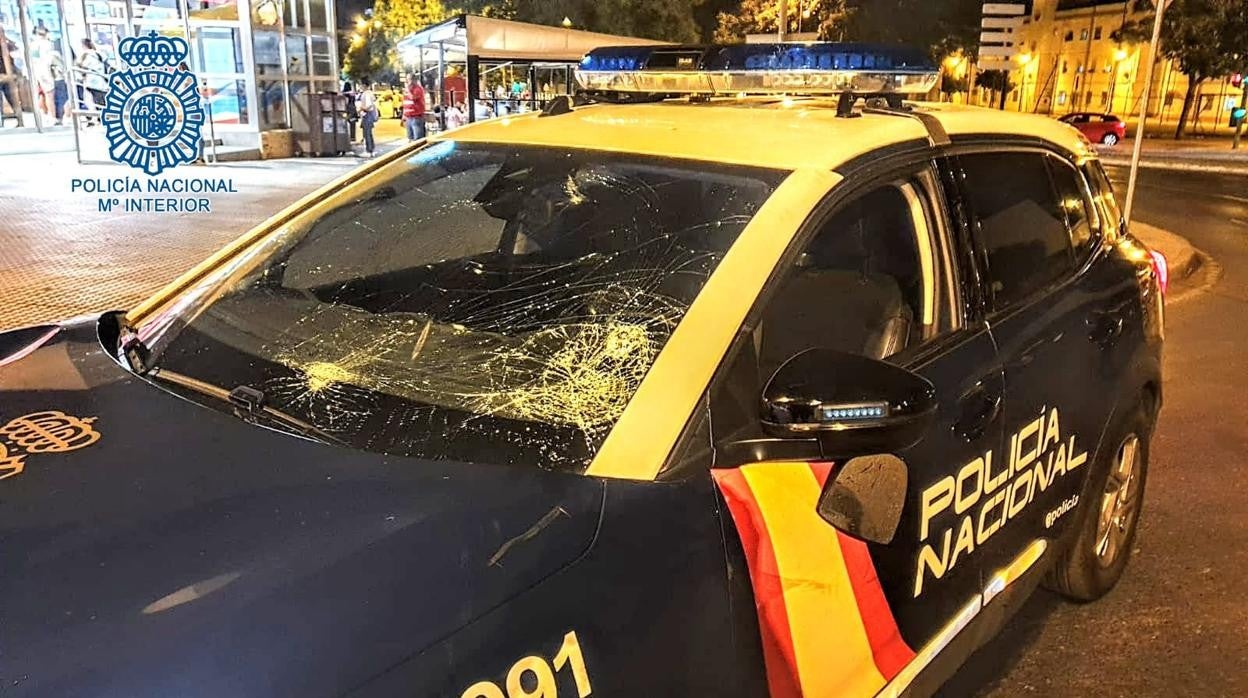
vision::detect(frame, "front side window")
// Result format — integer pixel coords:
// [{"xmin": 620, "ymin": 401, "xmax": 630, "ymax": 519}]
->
[
  {"xmin": 959, "ymin": 152, "xmax": 1074, "ymax": 307},
  {"xmin": 702, "ymin": 172, "xmax": 957, "ymax": 454},
  {"xmin": 136, "ymin": 143, "xmax": 782, "ymax": 472}
]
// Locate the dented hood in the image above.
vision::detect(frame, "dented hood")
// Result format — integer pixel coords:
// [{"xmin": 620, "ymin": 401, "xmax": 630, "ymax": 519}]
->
[{"xmin": 0, "ymin": 316, "xmax": 604, "ymax": 697}]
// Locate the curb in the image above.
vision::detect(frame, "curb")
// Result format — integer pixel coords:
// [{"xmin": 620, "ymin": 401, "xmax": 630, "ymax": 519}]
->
[{"xmin": 1130, "ymin": 222, "xmax": 1199, "ymax": 280}]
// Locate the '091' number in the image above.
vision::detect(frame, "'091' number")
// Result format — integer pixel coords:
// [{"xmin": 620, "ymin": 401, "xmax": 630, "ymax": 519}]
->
[{"xmin": 460, "ymin": 631, "xmax": 592, "ymax": 698}]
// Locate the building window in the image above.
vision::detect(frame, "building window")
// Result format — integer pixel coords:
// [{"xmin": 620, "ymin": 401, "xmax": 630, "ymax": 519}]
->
[
  {"xmin": 1062, "ymin": 60, "xmax": 1068, "ymax": 73},
  {"xmin": 258, "ymin": 80, "xmax": 288, "ymax": 128},
  {"xmin": 285, "ymin": 34, "xmax": 308, "ymax": 75},
  {"xmin": 310, "ymin": 35, "xmax": 333, "ymax": 77},
  {"xmin": 191, "ymin": 27, "xmax": 244, "ymax": 74},
  {"xmin": 1079, "ymin": 29, "xmax": 1088, "ymax": 41},
  {"xmin": 1058, "ymin": 91, "xmax": 1068, "ymax": 105},
  {"xmin": 1094, "ymin": 27, "xmax": 1102, "ymax": 40},
  {"xmin": 1076, "ymin": 63, "xmax": 1083, "ymax": 74},
  {"xmin": 1100, "ymin": 91, "xmax": 1108, "ymax": 105},
  {"xmin": 1064, "ymin": 30, "xmax": 1074, "ymax": 41}
]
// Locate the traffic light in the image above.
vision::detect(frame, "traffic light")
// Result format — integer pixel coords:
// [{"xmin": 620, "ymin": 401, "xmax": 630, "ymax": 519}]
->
[
  {"xmin": 1232, "ymin": 73, "xmax": 1243, "ymax": 88},
  {"xmin": 1231, "ymin": 106, "xmax": 1247, "ymax": 128}
]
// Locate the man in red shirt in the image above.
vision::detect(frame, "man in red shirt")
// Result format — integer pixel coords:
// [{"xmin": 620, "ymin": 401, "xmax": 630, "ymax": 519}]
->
[{"xmin": 402, "ymin": 73, "xmax": 427, "ymax": 142}]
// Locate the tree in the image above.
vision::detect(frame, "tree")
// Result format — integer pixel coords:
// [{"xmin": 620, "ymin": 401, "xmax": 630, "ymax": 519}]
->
[
  {"xmin": 975, "ymin": 69, "xmax": 1015, "ymax": 110},
  {"xmin": 505, "ymin": 0, "xmax": 703, "ymax": 42},
  {"xmin": 1116, "ymin": 0, "xmax": 1245, "ymax": 139},
  {"xmin": 843, "ymin": 0, "xmax": 982, "ymax": 60},
  {"xmin": 714, "ymin": 0, "xmax": 852, "ymax": 42}
]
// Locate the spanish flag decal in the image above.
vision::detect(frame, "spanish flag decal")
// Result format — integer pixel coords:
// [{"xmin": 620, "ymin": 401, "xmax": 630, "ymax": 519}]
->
[{"xmin": 713, "ymin": 462, "xmax": 915, "ymax": 698}]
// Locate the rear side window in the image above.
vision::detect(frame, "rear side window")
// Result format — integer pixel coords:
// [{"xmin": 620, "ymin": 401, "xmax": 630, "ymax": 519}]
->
[
  {"xmin": 1046, "ymin": 157, "xmax": 1097, "ymax": 260},
  {"xmin": 959, "ymin": 152, "xmax": 1074, "ymax": 307},
  {"xmin": 1085, "ymin": 160, "xmax": 1123, "ymax": 240}
]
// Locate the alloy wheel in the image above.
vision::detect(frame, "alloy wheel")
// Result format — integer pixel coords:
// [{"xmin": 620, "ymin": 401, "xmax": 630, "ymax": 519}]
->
[{"xmin": 1095, "ymin": 433, "xmax": 1141, "ymax": 566}]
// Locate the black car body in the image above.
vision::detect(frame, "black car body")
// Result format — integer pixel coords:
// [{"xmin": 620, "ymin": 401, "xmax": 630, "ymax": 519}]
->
[{"xmin": 0, "ymin": 96, "xmax": 1164, "ymax": 697}]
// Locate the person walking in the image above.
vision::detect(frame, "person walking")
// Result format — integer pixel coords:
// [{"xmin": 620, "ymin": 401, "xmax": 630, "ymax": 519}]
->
[
  {"xmin": 356, "ymin": 83, "xmax": 379, "ymax": 157},
  {"xmin": 342, "ymin": 82, "xmax": 359, "ymax": 143},
  {"xmin": 402, "ymin": 73, "xmax": 426, "ymax": 142},
  {"xmin": 75, "ymin": 38, "xmax": 109, "ymax": 122}
]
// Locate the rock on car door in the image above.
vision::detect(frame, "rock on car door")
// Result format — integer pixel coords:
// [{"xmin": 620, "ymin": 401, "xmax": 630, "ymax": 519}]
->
[{"xmin": 696, "ymin": 165, "xmax": 1006, "ymax": 697}]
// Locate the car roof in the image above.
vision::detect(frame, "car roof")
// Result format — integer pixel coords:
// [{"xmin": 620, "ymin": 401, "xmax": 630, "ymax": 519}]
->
[{"xmin": 440, "ymin": 97, "xmax": 1095, "ymax": 171}]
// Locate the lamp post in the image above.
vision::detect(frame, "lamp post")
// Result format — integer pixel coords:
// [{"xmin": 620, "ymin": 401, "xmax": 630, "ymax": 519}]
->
[{"xmin": 1123, "ymin": 0, "xmax": 1168, "ymax": 225}]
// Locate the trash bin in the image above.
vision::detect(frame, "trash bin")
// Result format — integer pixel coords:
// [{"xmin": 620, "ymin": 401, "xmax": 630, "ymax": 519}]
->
[{"xmin": 292, "ymin": 91, "xmax": 351, "ymax": 156}]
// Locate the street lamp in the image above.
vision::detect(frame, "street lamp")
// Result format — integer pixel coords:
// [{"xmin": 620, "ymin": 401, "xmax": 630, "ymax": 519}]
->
[
  {"xmin": 1016, "ymin": 53, "xmax": 1033, "ymax": 112},
  {"xmin": 561, "ymin": 16, "xmax": 572, "ymax": 28},
  {"xmin": 1109, "ymin": 48, "xmax": 1128, "ymax": 113}
]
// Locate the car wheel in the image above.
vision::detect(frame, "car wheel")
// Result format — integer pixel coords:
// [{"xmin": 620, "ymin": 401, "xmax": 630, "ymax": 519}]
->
[
  {"xmin": 1102, "ymin": 132, "xmax": 1120, "ymax": 145},
  {"xmin": 1045, "ymin": 403, "xmax": 1149, "ymax": 601}
]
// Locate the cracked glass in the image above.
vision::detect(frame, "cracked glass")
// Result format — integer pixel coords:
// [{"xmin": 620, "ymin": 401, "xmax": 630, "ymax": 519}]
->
[{"xmin": 141, "ymin": 142, "xmax": 783, "ymax": 472}]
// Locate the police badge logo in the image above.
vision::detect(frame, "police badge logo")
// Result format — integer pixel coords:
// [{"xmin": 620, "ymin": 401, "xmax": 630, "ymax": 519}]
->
[{"xmin": 102, "ymin": 32, "xmax": 205, "ymax": 175}]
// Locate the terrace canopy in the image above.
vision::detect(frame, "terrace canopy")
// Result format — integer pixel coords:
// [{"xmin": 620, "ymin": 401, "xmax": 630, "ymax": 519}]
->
[{"xmin": 396, "ymin": 14, "xmax": 667, "ymax": 122}]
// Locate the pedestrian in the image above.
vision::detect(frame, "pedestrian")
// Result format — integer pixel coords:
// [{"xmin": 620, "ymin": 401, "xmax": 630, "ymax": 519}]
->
[
  {"xmin": 356, "ymin": 83, "xmax": 379, "ymax": 157},
  {"xmin": 445, "ymin": 101, "xmax": 466, "ymax": 130},
  {"xmin": 75, "ymin": 38, "xmax": 109, "ymax": 120},
  {"xmin": 29, "ymin": 26, "xmax": 62, "ymax": 122},
  {"xmin": 402, "ymin": 73, "xmax": 426, "ymax": 142},
  {"xmin": 342, "ymin": 82, "xmax": 359, "ymax": 143},
  {"xmin": 0, "ymin": 28, "xmax": 19, "ymax": 126}
]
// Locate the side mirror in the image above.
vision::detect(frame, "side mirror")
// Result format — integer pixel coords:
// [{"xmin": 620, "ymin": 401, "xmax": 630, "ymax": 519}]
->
[
  {"xmin": 760, "ymin": 348, "xmax": 937, "ymax": 460},
  {"xmin": 817, "ymin": 454, "xmax": 908, "ymax": 544}
]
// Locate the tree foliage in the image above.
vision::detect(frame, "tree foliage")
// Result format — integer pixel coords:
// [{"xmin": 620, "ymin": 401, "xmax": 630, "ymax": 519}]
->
[
  {"xmin": 714, "ymin": 0, "xmax": 851, "ymax": 42},
  {"xmin": 842, "ymin": 0, "xmax": 982, "ymax": 58},
  {"xmin": 1116, "ymin": 0, "xmax": 1248, "ymax": 138}
]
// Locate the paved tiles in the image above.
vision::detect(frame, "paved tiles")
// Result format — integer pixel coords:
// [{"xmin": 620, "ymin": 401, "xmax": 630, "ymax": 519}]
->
[{"xmin": 0, "ymin": 150, "xmax": 367, "ymax": 330}]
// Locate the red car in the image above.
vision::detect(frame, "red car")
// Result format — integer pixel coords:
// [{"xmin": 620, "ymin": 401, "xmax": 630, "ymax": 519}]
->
[{"xmin": 1059, "ymin": 112, "xmax": 1127, "ymax": 145}]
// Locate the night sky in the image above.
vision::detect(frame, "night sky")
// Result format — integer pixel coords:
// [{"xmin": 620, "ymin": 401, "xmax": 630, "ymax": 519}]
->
[{"xmin": 336, "ymin": 0, "xmax": 372, "ymax": 28}]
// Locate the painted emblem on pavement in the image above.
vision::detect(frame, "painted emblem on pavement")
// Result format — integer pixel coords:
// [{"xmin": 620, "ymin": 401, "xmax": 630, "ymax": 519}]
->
[
  {"xmin": 102, "ymin": 32, "xmax": 204, "ymax": 175},
  {"xmin": 0, "ymin": 410, "xmax": 102, "ymax": 481}
]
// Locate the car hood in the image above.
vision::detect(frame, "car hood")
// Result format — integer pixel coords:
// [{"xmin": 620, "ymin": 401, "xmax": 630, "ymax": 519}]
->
[{"xmin": 0, "ymin": 316, "xmax": 604, "ymax": 697}]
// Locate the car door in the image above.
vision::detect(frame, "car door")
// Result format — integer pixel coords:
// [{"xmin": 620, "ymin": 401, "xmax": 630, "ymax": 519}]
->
[
  {"xmin": 951, "ymin": 148, "xmax": 1115, "ymax": 576},
  {"xmin": 683, "ymin": 160, "xmax": 1006, "ymax": 697}
]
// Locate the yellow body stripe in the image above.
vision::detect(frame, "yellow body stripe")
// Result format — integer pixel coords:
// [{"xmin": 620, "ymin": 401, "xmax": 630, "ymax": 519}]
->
[
  {"xmin": 741, "ymin": 463, "xmax": 887, "ymax": 697},
  {"xmin": 585, "ymin": 169, "xmax": 839, "ymax": 480}
]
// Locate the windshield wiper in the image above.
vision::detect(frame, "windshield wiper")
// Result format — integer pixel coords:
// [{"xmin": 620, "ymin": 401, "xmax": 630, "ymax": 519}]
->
[{"xmin": 151, "ymin": 369, "xmax": 348, "ymax": 448}]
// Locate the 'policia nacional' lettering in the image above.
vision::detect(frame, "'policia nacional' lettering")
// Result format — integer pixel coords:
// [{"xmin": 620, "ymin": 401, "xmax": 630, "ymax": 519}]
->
[
  {"xmin": 913, "ymin": 406, "xmax": 1087, "ymax": 597},
  {"xmin": 71, "ymin": 177, "xmax": 238, "ymax": 194}
]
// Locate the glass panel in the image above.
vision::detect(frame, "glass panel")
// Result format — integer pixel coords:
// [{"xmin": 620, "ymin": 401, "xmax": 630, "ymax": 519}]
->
[
  {"xmin": 960, "ymin": 153, "xmax": 1074, "ymax": 306},
  {"xmin": 257, "ymin": 78, "xmax": 287, "ymax": 127},
  {"xmin": 132, "ymin": 0, "xmax": 183, "ymax": 22},
  {"xmin": 284, "ymin": 0, "xmax": 301, "ymax": 29},
  {"xmin": 189, "ymin": 0, "xmax": 239, "ymax": 22},
  {"xmin": 310, "ymin": 34, "xmax": 330, "ymax": 76},
  {"xmin": 284, "ymin": 33, "xmax": 307, "ymax": 75},
  {"xmin": 251, "ymin": 0, "xmax": 281, "ymax": 27},
  {"xmin": 202, "ymin": 77, "xmax": 247, "ymax": 124},
  {"xmin": 192, "ymin": 26, "xmax": 242, "ymax": 74},
  {"xmin": 83, "ymin": 1, "xmax": 125, "ymax": 21},
  {"xmin": 307, "ymin": 0, "xmax": 327, "ymax": 32},
  {"xmin": 252, "ymin": 29, "xmax": 281, "ymax": 77}
]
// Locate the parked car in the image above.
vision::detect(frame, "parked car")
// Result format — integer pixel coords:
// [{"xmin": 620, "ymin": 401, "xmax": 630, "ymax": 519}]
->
[{"xmin": 1059, "ymin": 112, "xmax": 1127, "ymax": 145}]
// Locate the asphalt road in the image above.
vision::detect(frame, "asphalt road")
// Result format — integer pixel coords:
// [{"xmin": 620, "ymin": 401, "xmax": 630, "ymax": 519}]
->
[{"xmin": 944, "ymin": 167, "xmax": 1248, "ymax": 696}]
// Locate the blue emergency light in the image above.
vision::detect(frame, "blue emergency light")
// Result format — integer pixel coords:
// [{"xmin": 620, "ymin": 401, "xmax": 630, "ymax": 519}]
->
[{"xmin": 576, "ymin": 43, "xmax": 939, "ymax": 98}]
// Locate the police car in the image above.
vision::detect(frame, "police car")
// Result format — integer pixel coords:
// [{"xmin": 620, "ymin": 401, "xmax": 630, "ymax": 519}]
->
[{"xmin": 0, "ymin": 43, "xmax": 1164, "ymax": 697}]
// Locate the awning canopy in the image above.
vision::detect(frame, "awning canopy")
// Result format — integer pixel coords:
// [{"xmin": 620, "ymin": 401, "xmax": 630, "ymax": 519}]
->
[{"xmin": 396, "ymin": 14, "xmax": 669, "ymax": 64}]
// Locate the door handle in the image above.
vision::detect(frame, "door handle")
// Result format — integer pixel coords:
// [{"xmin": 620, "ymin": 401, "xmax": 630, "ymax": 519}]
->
[
  {"xmin": 953, "ymin": 381, "xmax": 1002, "ymax": 443},
  {"xmin": 1087, "ymin": 311, "xmax": 1124, "ymax": 347}
]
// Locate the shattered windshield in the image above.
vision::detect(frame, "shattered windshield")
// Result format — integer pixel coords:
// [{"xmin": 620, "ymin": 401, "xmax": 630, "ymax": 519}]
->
[{"xmin": 142, "ymin": 141, "xmax": 783, "ymax": 472}]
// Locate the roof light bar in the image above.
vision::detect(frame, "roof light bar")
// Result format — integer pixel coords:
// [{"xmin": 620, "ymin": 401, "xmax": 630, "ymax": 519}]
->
[{"xmin": 576, "ymin": 43, "xmax": 939, "ymax": 97}]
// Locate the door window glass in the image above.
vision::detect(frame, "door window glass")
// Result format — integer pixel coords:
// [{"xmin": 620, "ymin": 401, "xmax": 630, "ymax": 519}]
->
[
  {"xmin": 960, "ymin": 152, "xmax": 1074, "ymax": 307},
  {"xmin": 1047, "ymin": 157, "xmax": 1097, "ymax": 260},
  {"xmin": 1085, "ymin": 161, "xmax": 1122, "ymax": 240}
]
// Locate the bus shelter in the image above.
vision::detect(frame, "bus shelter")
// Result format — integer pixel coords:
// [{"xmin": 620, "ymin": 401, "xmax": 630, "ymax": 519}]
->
[{"xmin": 395, "ymin": 14, "xmax": 665, "ymax": 124}]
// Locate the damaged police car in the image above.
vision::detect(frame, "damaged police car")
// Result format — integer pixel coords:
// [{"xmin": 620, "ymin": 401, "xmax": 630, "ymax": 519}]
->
[{"xmin": 0, "ymin": 43, "xmax": 1164, "ymax": 697}]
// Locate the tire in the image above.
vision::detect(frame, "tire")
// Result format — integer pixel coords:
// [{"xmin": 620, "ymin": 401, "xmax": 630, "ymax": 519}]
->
[
  {"xmin": 1102, "ymin": 132, "xmax": 1120, "ymax": 145},
  {"xmin": 1045, "ymin": 403, "xmax": 1150, "ymax": 601}
]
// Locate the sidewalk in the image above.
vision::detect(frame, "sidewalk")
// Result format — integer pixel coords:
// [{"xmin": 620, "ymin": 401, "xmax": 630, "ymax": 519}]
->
[{"xmin": 1097, "ymin": 135, "xmax": 1248, "ymax": 174}]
